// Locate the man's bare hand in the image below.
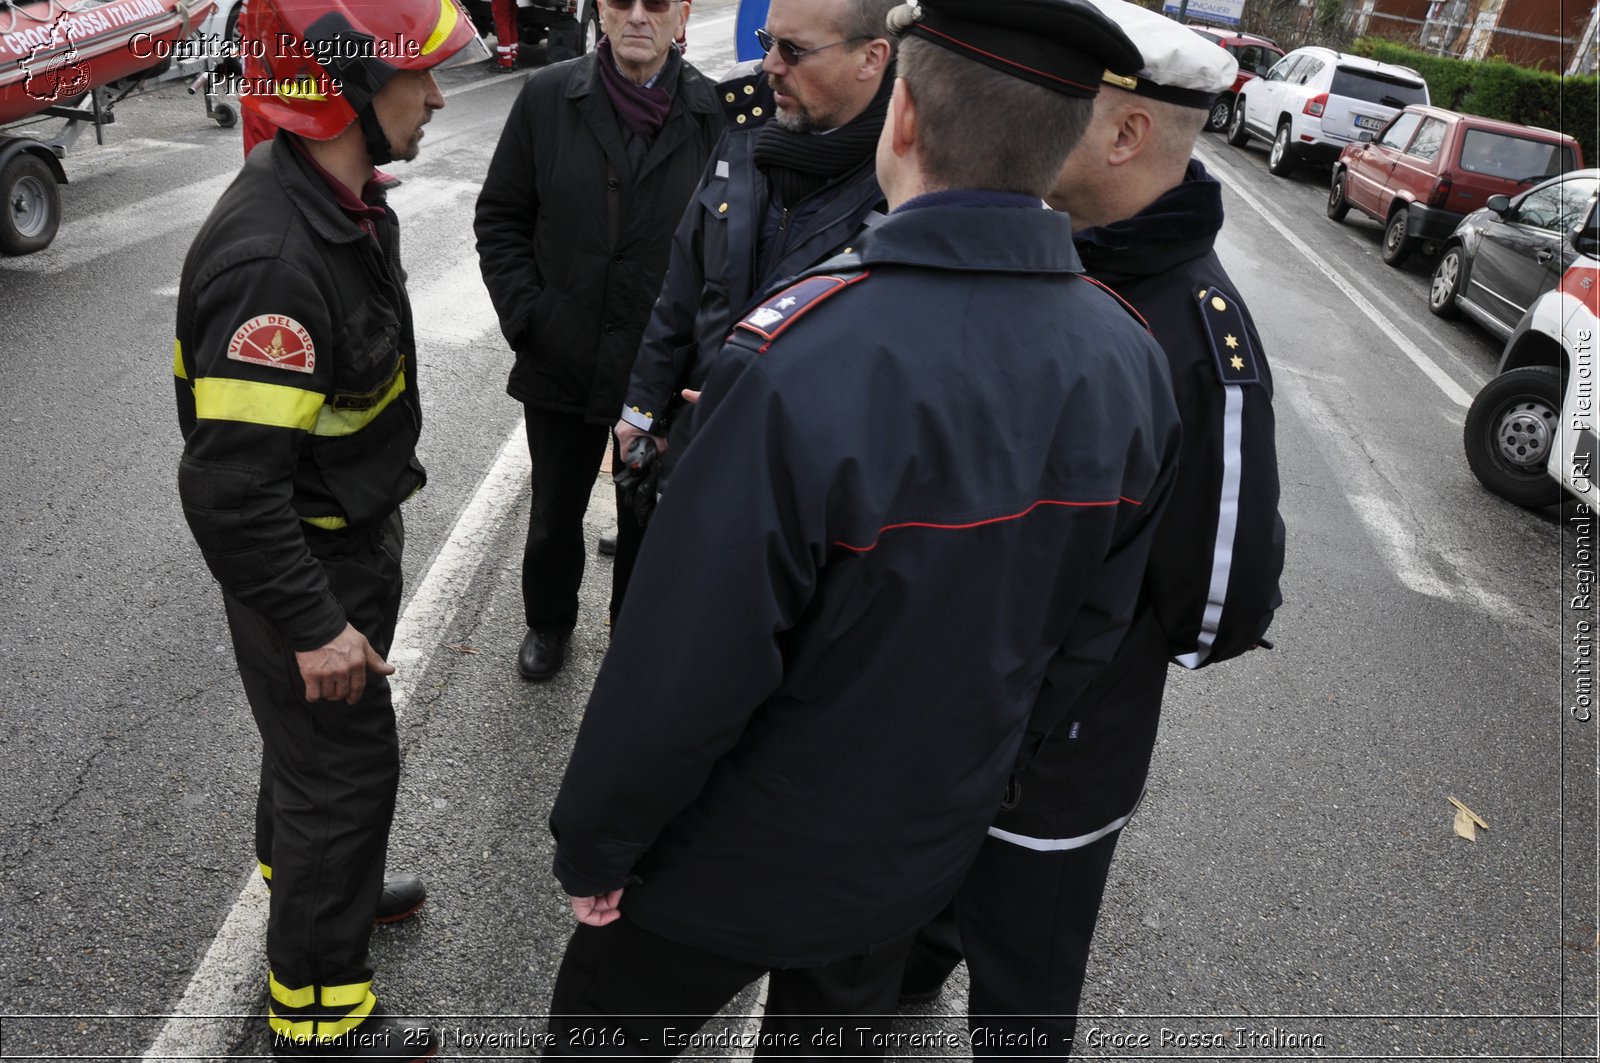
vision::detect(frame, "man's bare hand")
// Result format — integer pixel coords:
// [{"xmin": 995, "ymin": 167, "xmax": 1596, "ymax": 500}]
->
[
  {"xmin": 295, "ymin": 623, "xmax": 394, "ymax": 705},
  {"xmin": 680, "ymin": 388, "xmax": 700, "ymax": 405},
  {"xmin": 570, "ymin": 889, "xmax": 624, "ymax": 926},
  {"xmin": 614, "ymin": 419, "xmax": 667, "ymax": 455}
]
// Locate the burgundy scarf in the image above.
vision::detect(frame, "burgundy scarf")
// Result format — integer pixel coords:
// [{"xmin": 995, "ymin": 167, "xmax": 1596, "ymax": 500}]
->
[{"xmin": 596, "ymin": 37, "xmax": 674, "ymax": 140}]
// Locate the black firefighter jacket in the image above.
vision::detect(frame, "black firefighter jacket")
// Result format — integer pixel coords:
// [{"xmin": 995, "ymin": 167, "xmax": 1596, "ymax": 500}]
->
[
  {"xmin": 474, "ymin": 49, "xmax": 723, "ymax": 424},
  {"xmin": 996, "ymin": 160, "xmax": 1286, "ymax": 845},
  {"xmin": 174, "ymin": 135, "xmax": 423, "ymax": 651},
  {"xmin": 619, "ymin": 63, "xmax": 887, "ymax": 457},
  {"xmin": 550, "ymin": 200, "xmax": 1183, "ymax": 967}
]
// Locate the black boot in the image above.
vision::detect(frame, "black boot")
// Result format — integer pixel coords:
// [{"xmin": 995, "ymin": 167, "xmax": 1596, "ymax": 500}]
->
[
  {"xmin": 375, "ymin": 873, "xmax": 426, "ymax": 925},
  {"xmin": 518, "ymin": 626, "xmax": 570, "ymax": 681}
]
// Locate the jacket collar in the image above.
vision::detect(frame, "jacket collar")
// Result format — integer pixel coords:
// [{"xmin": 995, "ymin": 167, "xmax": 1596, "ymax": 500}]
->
[
  {"xmin": 569, "ymin": 47, "xmax": 719, "ymax": 185},
  {"xmin": 269, "ymin": 130, "xmax": 381, "ymax": 246},
  {"xmin": 1073, "ymin": 159, "xmax": 1223, "ymax": 280},
  {"xmin": 858, "ymin": 201, "xmax": 1082, "ymax": 275}
]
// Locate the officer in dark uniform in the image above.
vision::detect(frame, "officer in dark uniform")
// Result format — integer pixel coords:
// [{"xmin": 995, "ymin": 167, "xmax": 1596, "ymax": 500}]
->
[
  {"xmin": 607, "ymin": 0, "xmax": 898, "ymax": 610},
  {"xmin": 898, "ymin": 1, "xmax": 1286, "ymax": 1053},
  {"xmin": 544, "ymin": 1, "xmax": 1181, "ymax": 1057},
  {"xmin": 173, "ymin": 1, "xmax": 483, "ymax": 1057}
]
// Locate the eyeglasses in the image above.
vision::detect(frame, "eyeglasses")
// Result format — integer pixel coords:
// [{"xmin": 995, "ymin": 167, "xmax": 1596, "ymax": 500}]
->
[
  {"xmin": 604, "ymin": 0, "xmax": 675, "ymax": 12},
  {"xmin": 754, "ymin": 27, "xmax": 868, "ymax": 65}
]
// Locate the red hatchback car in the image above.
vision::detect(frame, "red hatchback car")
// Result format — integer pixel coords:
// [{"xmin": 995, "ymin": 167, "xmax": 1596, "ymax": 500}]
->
[
  {"xmin": 1189, "ymin": 25, "xmax": 1285, "ymax": 133},
  {"xmin": 1327, "ymin": 104, "xmax": 1583, "ymax": 267}
]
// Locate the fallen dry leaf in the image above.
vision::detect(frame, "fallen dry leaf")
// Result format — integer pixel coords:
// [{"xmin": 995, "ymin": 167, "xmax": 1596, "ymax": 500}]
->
[
  {"xmin": 1453, "ymin": 807, "xmax": 1477, "ymax": 842},
  {"xmin": 1447, "ymin": 796, "xmax": 1489, "ymax": 829},
  {"xmin": 445, "ymin": 644, "xmax": 481, "ymax": 656}
]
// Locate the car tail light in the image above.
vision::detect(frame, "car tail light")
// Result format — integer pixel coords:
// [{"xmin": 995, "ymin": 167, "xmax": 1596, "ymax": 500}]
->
[
  {"xmin": 1428, "ymin": 174, "xmax": 1453, "ymax": 208},
  {"xmin": 1304, "ymin": 93, "xmax": 1327, "ymax": 117}
]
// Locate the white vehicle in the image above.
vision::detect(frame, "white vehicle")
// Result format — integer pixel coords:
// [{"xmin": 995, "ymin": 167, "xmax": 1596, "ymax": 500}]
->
[
  {"xmin": 1226, "ymin": 45, "xmax": 1428, "ymax": 178},
  {"xmin": 1463, "ymin": 199, "xmax": 1600, "ymax": 509}
]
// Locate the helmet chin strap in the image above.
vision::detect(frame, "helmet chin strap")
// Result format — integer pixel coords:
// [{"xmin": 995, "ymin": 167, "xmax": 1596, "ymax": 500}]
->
[{"xmin": 358, "ymin": 106, "xmax": 395, "ymax": 166}]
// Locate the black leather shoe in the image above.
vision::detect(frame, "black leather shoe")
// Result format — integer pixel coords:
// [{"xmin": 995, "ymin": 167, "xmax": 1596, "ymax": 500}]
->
[
  {"xmin": 272, "ymin": 1009, "xmax": 438, "ymax": 1060},
  {"xmin": 597, "ymin": 529, "xmax": 618, "ymax": 556},
  {"xmin": 375, "ymin": 873, "xmax": 426, "ymax": 925},
  {"xmin": 518, "ymin": 626, "xmax": 570, "ymax": 681}
]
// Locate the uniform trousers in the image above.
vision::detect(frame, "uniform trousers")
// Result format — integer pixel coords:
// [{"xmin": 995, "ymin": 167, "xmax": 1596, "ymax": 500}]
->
[
  {"xmin": 522, "ymin": 409, "xmax": 643, "ymax": 631},
  {"xmin": 902, "ymin": 830, "xmax": 1122, "ymax": 1059},
  {"xmin": 226, "ymin": 511, "xmax": 404, "ymax": 1038},
  {"xmin": 547, "ymin": 916, "xmax": 914, "ymax": 1060},
  {"xmin": 491, "ymin": 0, "xmax": 519, "ymax": 64}
]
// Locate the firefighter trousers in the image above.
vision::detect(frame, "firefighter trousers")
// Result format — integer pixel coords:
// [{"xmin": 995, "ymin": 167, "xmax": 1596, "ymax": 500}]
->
[{"xmin": 225, "ymin": 511, "xmax": 405, "ymax": 1041}]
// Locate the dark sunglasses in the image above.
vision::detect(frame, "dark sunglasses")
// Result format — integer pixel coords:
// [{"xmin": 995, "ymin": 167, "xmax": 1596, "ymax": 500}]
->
[
  {"xmin": 604, "ymin": 0, "xmax": 675, "ymax": 12},
  {"xmin": 754, "ymin": 27, "xmax": 869, "ymax": 65}
]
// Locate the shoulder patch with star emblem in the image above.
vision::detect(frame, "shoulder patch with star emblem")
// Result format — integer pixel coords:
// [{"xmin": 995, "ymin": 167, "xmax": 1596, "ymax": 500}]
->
[
  {"xmin": 732, "ymin": 272, "xmax": 870, "ymax": 351},
  {"xmin": 1196, "ymin": 285, "xmax": 1258, "ymax": 385}
]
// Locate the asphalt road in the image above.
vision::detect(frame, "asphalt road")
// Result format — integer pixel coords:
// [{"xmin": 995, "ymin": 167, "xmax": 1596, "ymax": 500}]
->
[{"xmin": 0, "ymin": 6, "xmax": 1593, "ymax": 1058}]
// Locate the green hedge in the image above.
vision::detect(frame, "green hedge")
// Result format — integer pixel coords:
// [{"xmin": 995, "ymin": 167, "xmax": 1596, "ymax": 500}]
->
[{"xmin": 1350, "ymin": 38, "xmax": 1598, "ymax": 167}]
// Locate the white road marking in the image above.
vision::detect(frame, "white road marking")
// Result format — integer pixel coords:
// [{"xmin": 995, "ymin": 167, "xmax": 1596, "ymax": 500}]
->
[
  {"xmin": 1199, "ymin": 143, "xmax": 1477, "ymax": 408},
  {"xmin": 140, "ymin": 420, "xmax": 531, "ymax": 1062},
  {"xmin": 1276, "ymin": 368, "xmax": 1536, "ymax": 626}
]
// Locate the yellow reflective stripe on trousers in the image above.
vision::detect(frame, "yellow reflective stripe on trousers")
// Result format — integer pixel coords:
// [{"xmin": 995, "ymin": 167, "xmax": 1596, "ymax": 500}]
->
[
  {"xmin": 258, "ymin": 860, "xmax": 272, "ymax": 883},
  {"xmin": 269, "ymin": 990, "xmax": 377, "ymax": 1043},
  {"xmin": 311, "ymin": 371, "xmax": 406, "ymax": 438},
  {"xmin": 421, "ymin": 0, "xmax": 457, "ymax": 54},
  {"xmin": 269, "ymin": 971, "xmax": 315, "ymax": 1009},
  {"xmin": 193, "ymin": 377, "xmax": 324, "ymax": 431},
  {"xmin": 173, "ymin": 339, "xmax": 187, "ymax": 381},
  {"xmin": 269, "ymin": 973, "xmax": 373, "ymax": 1011},
  {"xmin": 300, "ymin": 514, "xmax": 349, "ymax": 531}
]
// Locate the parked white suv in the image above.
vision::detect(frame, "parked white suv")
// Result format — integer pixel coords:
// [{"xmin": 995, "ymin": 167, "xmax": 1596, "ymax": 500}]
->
[{"xmin": 1226, "ymin": 46, "xmax": 1429, "ymax": 178}]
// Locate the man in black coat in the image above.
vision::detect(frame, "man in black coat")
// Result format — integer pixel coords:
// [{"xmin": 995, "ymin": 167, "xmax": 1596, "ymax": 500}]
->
[
  {"xmin": 898, "ymin": 1, "xmax": 1286, "ymax": 1053},
  {"xmin": 606, "ymin": 0, "xmax": 898, "ymax": 609},
  {"xmin": 544, "ymin": 0, "xmax": 1180, "ymax": 1056},
  {"xmin": 474, "ymin": 0, "xmax": 722, "ymax": 681}
]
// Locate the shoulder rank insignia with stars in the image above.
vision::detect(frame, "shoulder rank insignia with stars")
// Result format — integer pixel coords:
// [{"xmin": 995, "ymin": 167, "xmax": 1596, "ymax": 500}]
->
[
  {"xmin": 732, "ymin": 272, "xmax": 869, "ymax": 351},
  {"xmin": 1196, "ymin": 285, "xmax": 1259, "ymax": 385}
]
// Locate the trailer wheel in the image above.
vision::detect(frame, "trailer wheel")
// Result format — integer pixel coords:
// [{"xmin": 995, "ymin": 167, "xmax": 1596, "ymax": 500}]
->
[
  {"xmin": 0, "ymin": 153, "xmax": 60, "ymax": 256},
  {"xmin": 213, "ymin": 102, "xmax": 238, "ymax": 129}
]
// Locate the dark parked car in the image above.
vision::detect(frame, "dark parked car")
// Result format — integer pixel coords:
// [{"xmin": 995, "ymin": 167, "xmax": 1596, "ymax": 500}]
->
[
  {"xmin": 1329, "ymin": 105, "xmax": 1581, "ymax": 267},
  {"xmin": 1429, "ymin": 169, "xmax": 1600, "ymax": 340},
  {"xmin": 1188, "ymin": 26, "xmax": 1284, "ymax": 133}
]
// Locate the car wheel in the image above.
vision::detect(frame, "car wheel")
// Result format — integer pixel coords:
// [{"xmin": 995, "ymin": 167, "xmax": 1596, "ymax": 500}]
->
[
  {"xmin": 581, "ymin": 2, "xmax": 600, "ymax": 54},
  {"xmin": 1267, "ymin": 122, "xmax": 1297, "ymax": 176},
  {"xmin": 1226, "ymin": 98, "xmax": 1251, "ymax": 146},
  {"xmin": 1463, "ymin": 366, "xmax": 1564, "ymax": 508},
  {"xmin": 1381, "ymin": 204, "xmax": 1415, "ymax": 266},
  {"xmin": 1206, "ymin": 94, "xmax": 1233, "ymax": 133},
  {"xmin": 0, "ymin": 153, "xmax": 60, "ymax": 256},
  {"xmin": 1429, "ymin": 245, "xmax": 1464, "ymax": 318},
  {"xmin": 1327, "ymin": 169, "xmax": 1351, "ymax": 221}
]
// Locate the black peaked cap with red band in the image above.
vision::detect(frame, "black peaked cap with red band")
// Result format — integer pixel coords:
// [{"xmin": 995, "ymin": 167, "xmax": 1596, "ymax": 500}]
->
[{"xmin": 894, "ymin": 0, "xmax": 1143, "ymax": 99}]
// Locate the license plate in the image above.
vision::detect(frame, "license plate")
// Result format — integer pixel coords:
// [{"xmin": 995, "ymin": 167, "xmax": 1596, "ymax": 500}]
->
[{"xmin": 1354, "ymin": 114, "xmax": 1386, "ymax": 132}]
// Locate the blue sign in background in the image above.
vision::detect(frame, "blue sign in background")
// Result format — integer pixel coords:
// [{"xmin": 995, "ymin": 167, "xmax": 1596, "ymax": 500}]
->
[
  {"xmin": 735, "ymin": 0, "xmax": 771, "ymax": 61},
  {"xmin": 1161, "ymin": 0, "xmax": 1246, "ymax": 27}
]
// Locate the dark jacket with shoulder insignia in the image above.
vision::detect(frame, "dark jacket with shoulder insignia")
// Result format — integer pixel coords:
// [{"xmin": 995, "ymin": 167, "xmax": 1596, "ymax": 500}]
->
[
  {"xmin": 174, "ymin": 133, "xmax": 423, "ymax": 651},
  {"xmin": 550, "ymin": 196, "xmax": 1182, "ymax": 967},
  {"xmin": 619, "ymin": 62, "xmax": 887, "ymax": 467},
  {"xmin": 995, "ymin": 160, "xmax": 1286, "ymax": 845},
  {"xmin": 474, "ymin": 48, "xmax": 723, "ymax": 424}
]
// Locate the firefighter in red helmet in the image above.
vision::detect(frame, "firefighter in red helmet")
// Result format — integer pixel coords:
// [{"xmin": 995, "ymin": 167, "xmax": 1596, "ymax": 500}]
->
[{"xmin": 173, "ymin": 2, "xmax": 483, "ymax": 1058}]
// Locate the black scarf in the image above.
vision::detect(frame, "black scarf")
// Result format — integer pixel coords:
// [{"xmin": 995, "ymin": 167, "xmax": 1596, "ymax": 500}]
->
[
  {"xmin": 596, "ymin": 37, "xmax": 676, "ymax": 141},
  {"xmin": 753, "ymin": 77, "xmax": 891, "ymax": 209}
]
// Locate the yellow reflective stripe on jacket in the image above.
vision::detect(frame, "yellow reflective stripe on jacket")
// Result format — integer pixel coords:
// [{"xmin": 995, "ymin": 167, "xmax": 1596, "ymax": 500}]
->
[
  {"xmin": 421, "ymin": 0, "xmax": 457, "ymax": 54},
  {"xmin": 268, "ymin": 991, "xmax": 377, "ymax": 1043},
  {"xmin": 258, "ymin": 860, "xmax": 272, "ymax": 883},
  {"xmin": 173, "ymin": 339, "xmax": 187, "ymax": 381},
  {"xmin": 301, "ymin": 514, "xmax": 349, "ymax": 531},
  {"xmin": 311, "ymin": 370, "xmax": 406, "ymax": 438},
  {"xmin": 269, "ymin": 973, "xmax": 375, "ymax": 1011},
  {"xmin": 193, "ymin": 377, "xmax": 325, "ymax": 431}
]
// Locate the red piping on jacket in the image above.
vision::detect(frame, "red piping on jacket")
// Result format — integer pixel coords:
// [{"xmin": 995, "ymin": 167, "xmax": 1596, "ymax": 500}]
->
[{"xmin": 834, "ymin": 495, "xmax": 1143, "ymax": 554}]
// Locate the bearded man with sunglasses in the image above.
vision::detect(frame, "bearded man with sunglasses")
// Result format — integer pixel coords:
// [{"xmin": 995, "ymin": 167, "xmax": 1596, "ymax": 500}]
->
[
  {"xmin": 475, "ymin": 0, "xmax": 723, "ymax": 682},
  {"xmin": 605, "ymin": 0, "xmax": 897, "ymax": 610}
]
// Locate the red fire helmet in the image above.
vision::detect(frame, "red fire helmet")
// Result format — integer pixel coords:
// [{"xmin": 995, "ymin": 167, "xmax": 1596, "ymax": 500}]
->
[{"xmin": 244, "ymin": 0, "xmax": 483, "ymax": 139}]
